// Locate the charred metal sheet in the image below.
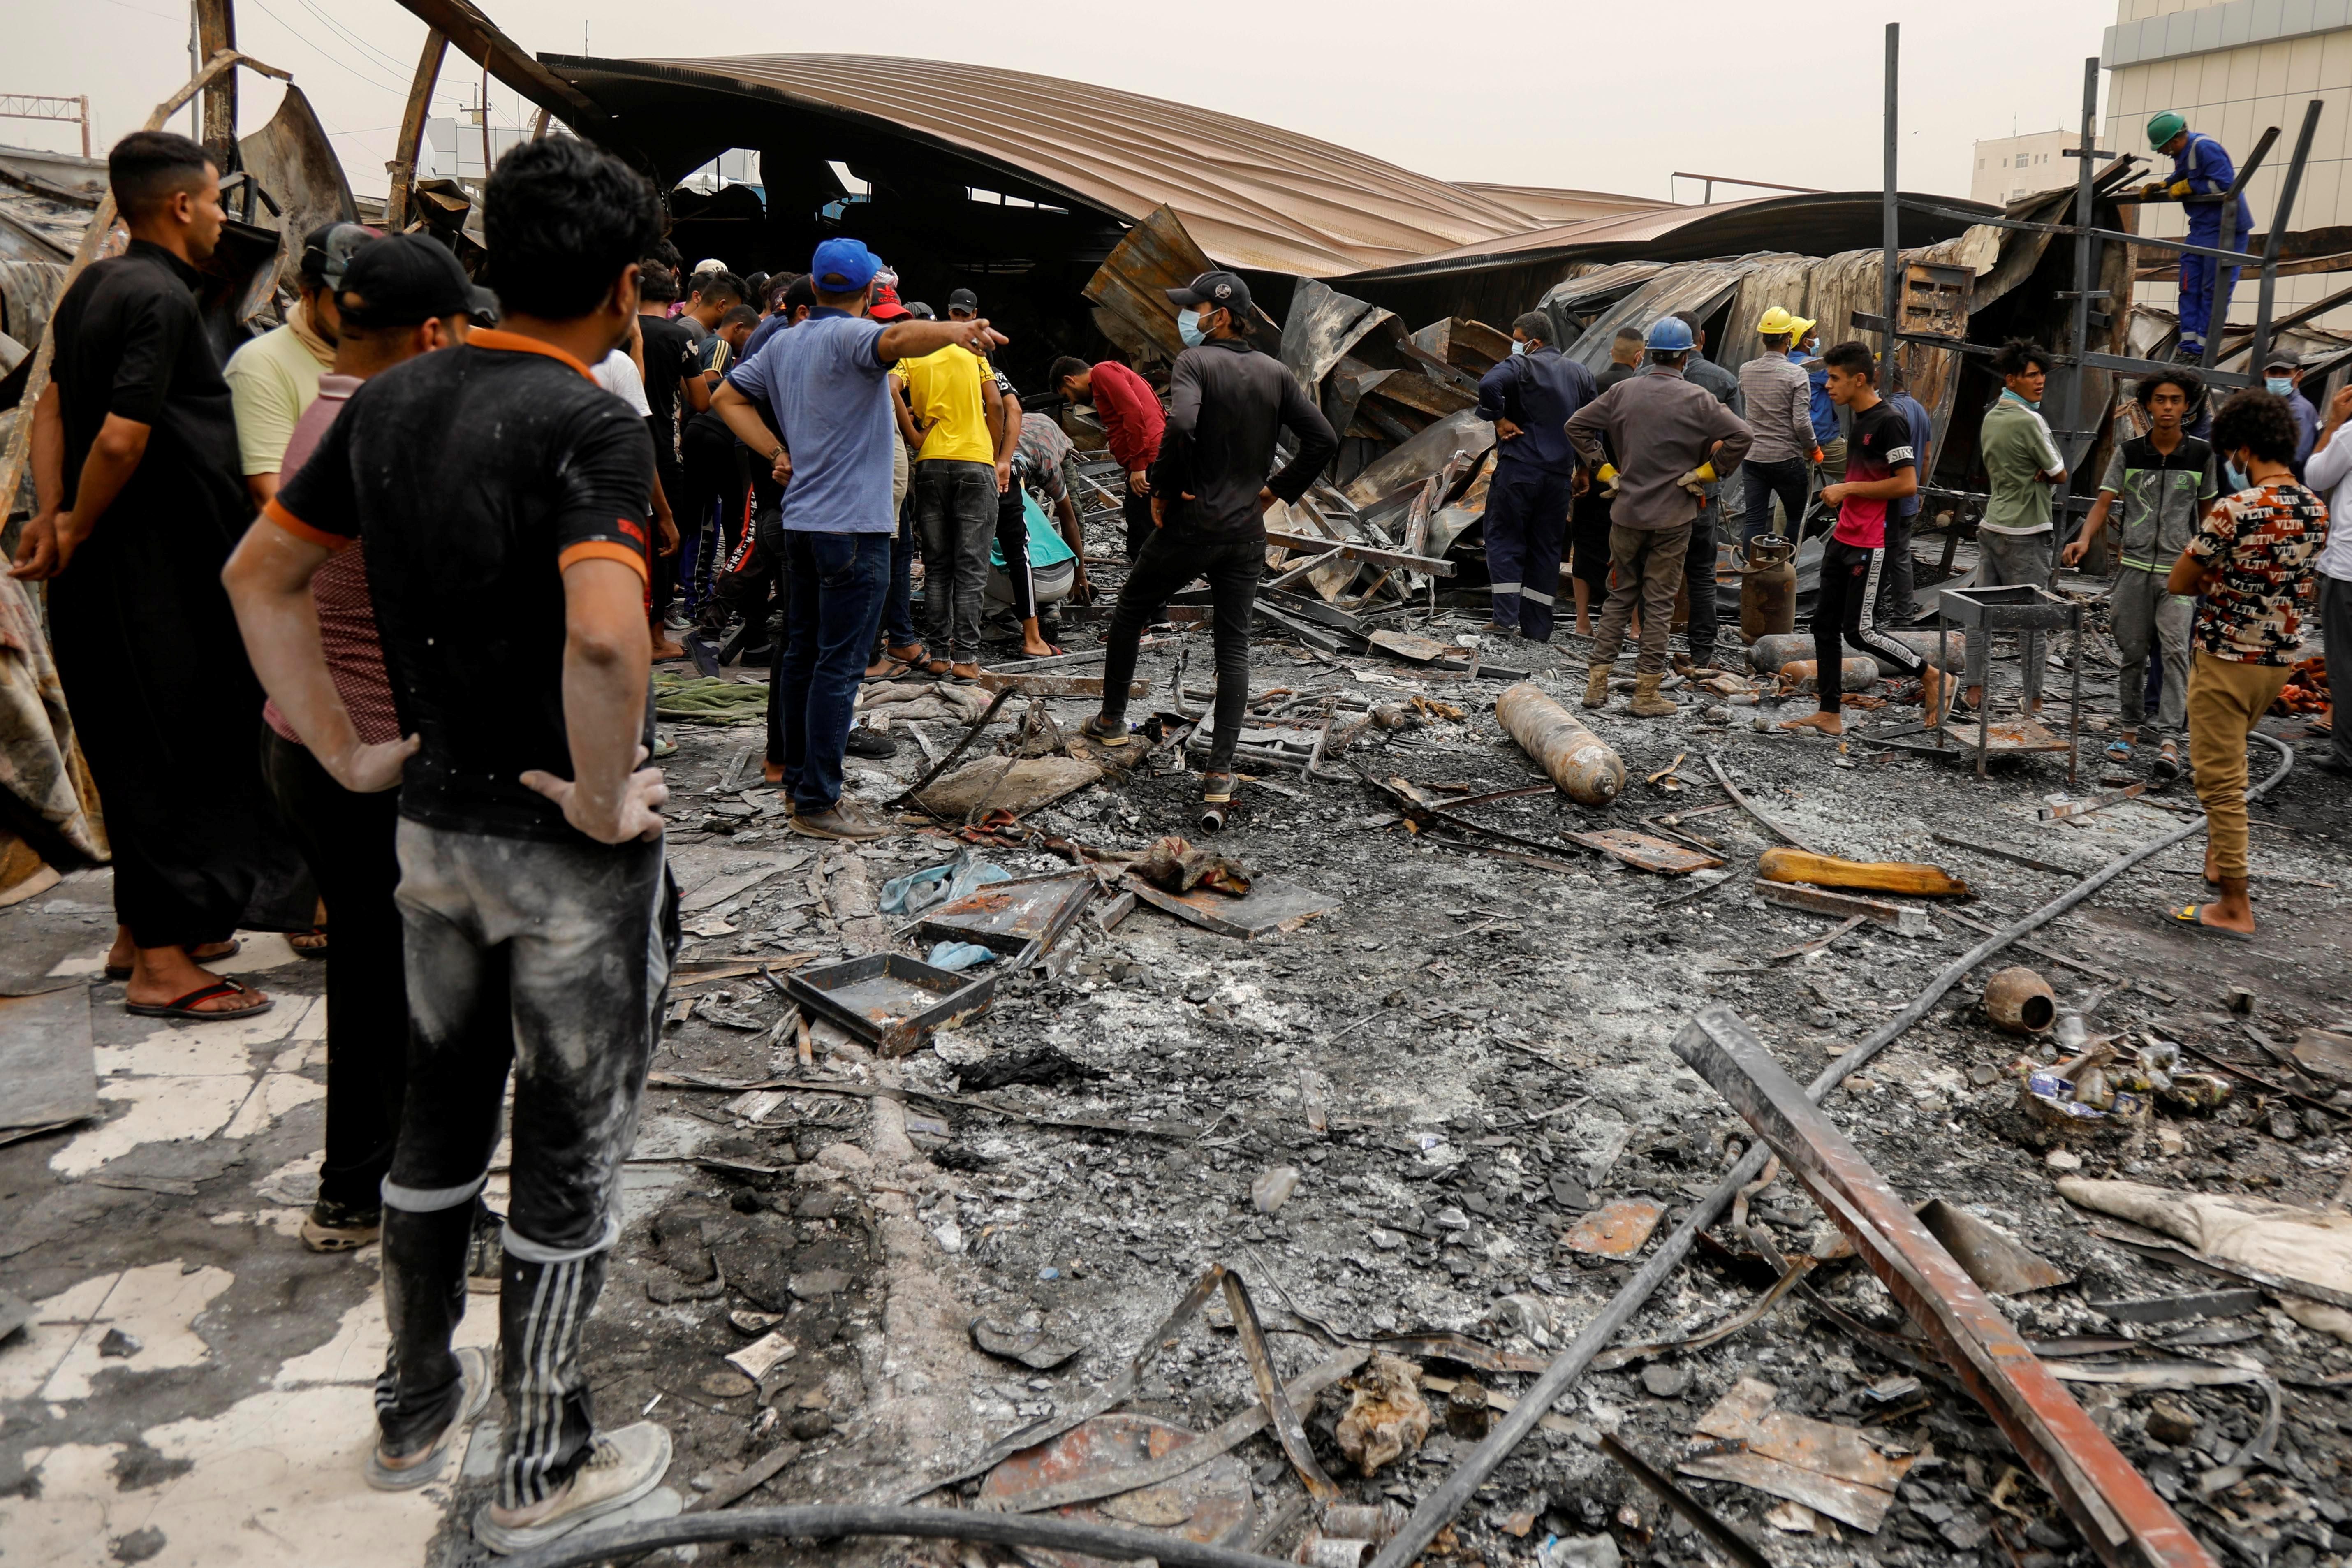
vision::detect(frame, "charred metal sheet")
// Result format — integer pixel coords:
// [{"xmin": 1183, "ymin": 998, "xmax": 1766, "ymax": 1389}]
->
[
  {"xmin": 235, "ymin": 84, "xmax": 356, "ymax": 291},
  {"xmin": 1564, "ymin": 1200, "xmax": 1663, "ymax": 1256},
  {"xmin": 1680, "ymin": 1375, "xmax": 1913, "ymax": 1532},
  {"xmin": 1566, "ymin": 829, "xmax": 1721, "ymax": 876},
  {"xmin": 784, "ymin": 953, "xmax": 996, "ymax": 1056},
  {"xmin": 917, "ymin": 869, "xmax": 1097, "ymax": 958},
  {"xmin": 1125, "ymin": 875, "xmax": 1334, "ymax": 940},
  {"xmin": 1281, "ymin": 277, "xmax": 1396, "ymax": 392},
  {"xmin": 1670, "ymin": 1005, "xmax": 2218, "ymax": 1568}
]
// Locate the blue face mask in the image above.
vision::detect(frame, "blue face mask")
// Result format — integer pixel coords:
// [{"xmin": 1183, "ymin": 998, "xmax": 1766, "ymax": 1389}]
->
[
  {"xmin": 2266, "ymin": 376, "xmax": 2294, "ymax": 396},
  {"xmin": 1510, "ymin": 339, "xmax": 1528, "ymax": 357},
  {"xmin": 2224, "ymin": 459, "xmax": 2250, "ymax": 491},
  {"xmin": 1177, "ymin": 308, "xmax": 1206, "ymax": 348}
]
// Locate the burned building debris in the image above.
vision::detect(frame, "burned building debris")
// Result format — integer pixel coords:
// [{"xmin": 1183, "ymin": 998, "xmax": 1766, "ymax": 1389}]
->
[{"xmin": 3, "ymin": 11, "xmax": 2351, "ymax": 1568}]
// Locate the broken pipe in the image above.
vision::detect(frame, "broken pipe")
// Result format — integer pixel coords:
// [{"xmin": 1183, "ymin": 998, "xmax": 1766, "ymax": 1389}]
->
[{"xmin": 1495, "ymin": 682, "xmax": 1624, "ymax": 807}]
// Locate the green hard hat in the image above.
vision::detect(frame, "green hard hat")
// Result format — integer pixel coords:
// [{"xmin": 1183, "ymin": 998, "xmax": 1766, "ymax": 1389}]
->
[{"xmin": 2147, "ymin": 111, "xmax": 2187, "ymax": 148}]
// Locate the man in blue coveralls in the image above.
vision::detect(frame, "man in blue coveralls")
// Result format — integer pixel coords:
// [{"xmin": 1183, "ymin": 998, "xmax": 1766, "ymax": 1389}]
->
[
  {"xmin": 2146, "ymin": 110, "xmax": 2254, "ymax": 364},
  {"xmin": 1474, "ymin": 310, "xmax": 1596, "ymax": 641}
]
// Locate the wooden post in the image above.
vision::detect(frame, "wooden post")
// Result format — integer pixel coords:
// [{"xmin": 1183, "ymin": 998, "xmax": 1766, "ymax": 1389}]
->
[
  {"xmin": 194, "ymin": 0, "xmax": 237, "ymax": 161},
  {"xmin": 384, "ymin": 27, "xmax": 447, "ymax": 232}
]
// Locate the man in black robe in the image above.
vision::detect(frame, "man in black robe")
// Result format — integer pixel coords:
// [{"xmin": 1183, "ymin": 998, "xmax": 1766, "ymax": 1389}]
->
[{"xmin": 12, "ymin": 129, "xmax": 307, "ymax": 1020}]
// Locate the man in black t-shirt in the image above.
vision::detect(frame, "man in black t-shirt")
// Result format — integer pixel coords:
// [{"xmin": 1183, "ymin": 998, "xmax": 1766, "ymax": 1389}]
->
[
  {"xmin": 1780, "ymin": 343, "xmax": 1938, "ymax": 736},
  {"xmin": 226, "ymin": 138, "xmax": 677, "ymax": 1555}
]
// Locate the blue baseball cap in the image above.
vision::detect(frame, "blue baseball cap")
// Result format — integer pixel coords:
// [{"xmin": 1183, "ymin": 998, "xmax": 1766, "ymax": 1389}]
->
[
  {"xmin": 1644, "ymin": 316, "xmax": 1695, "ymax": 353},
  {"xmin": 809, "ymin": 237, "xmax": 881, "ymax": 294}
]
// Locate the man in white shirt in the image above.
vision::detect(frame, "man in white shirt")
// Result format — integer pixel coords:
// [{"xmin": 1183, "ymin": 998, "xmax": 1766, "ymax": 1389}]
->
[{"xmin": 2301, "ymin": 381, "xmax": 2352, "ymax": 776}]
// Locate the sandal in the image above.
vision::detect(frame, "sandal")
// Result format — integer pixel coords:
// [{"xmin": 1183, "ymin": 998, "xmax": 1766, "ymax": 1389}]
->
[
  {"xmin": 2167, "ymin": 904, "xmax": 2253, "ymax": 942},
  {"xmin": 1002, "ymin": 644, "xmax": 1066, "ymax": 662},
  {"xmin": 290, "ymin": 926, "xmax": 329, "ymax": 960},
  {"xmin": 125, "ymin": 979, "xmax": 275, "ymax": 1021},
  {"xmin": 106, "ymin": 937, "xmax": 241, "ymax": 982},
  {"xmin": 2104, "ymin": 739, "xmax": 2133, "ymax": 761}
]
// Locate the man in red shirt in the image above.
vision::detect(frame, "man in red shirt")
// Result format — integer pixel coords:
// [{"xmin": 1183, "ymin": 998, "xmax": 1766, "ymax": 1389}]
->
[{"xmin": 1053, "ymin": 356, "xmax": 1163, "ymax": 559}]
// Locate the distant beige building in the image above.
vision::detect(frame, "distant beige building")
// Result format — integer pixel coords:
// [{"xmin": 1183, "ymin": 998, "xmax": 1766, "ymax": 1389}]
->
[
  {"xmin": 2103, "ymin": 0, "xmax": 2352, "ymax": 333},
  {"xmin": 1971, "ymin": 130, "xmax": 2079, "ymax": 205}
]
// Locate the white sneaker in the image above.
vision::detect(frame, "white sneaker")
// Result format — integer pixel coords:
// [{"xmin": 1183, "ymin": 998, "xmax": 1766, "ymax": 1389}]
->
[
  {"xmin": 472, "ymin": 1422, "xmax": 672, "ymax": 1555},
  {"xmin": 364, "ymin": 1345, "xmax": 492, "ymax": 1491}
]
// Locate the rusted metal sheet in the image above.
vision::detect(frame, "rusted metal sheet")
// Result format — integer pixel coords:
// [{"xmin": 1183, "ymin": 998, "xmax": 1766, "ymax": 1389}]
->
[
  {"xmin": 976, "ymin": 1414, "xmax": 1255, "ymax": 1568},
  {"xmin": 1563, "ymin": 1200, "xmax": 1662, "ymax": 1256},
  {"xmin": 1565, "ymin": 830, "xmax": 1720, "ymax": 875},
  {"xmin": 1678, "ymin": 1375, "xmax": 1914, "ymax": 1532},
  {"xmin": 1670, "ymin": 1006, "xmax": 2220, "ymax": 1568}
]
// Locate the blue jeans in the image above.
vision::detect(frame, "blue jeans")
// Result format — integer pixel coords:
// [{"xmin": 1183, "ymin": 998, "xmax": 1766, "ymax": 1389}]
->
[{"xmin": 771, "ymin": 530, "xmax": 891, "ymax": 812}]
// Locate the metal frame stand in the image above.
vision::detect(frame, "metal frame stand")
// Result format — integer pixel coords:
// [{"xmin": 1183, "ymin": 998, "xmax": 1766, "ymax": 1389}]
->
[{"xmin": 1929, "ymin": 585, "xmax": 2083, "ymax": 784}]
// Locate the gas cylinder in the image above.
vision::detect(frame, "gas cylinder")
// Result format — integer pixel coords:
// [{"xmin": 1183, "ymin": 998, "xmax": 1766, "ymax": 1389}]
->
[{"xmin": 1738, "ymin": 534, "xmax": 1796, "ymax": 642}]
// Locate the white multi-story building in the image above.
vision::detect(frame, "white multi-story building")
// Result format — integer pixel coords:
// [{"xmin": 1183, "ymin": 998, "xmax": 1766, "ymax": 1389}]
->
[
  {"xmin": 1971, "ymin": 129, "xmax": 2080, "ymax": 205},
  {"xmin": 2102, "ymin": 0, "xmax": 2352, "ymax": 332}
]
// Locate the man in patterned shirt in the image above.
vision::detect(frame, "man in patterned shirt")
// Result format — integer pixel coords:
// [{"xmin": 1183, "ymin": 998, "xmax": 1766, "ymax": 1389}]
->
[{"xmin": 2166, "ymin": 389, "xmax": 2328, "ymax": 938}]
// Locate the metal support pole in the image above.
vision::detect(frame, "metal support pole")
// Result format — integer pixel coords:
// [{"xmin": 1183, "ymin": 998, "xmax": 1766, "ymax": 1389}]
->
[
  {"xmin": 2247, "ymin": 98, "xmax": 2325, "ymax": 376},
  {"xmin": 194, "ymin": 0, "xmax": 237, "ymax": 162},
  {"xmin": 1881, "ymin": 22, "xmax": 1900, "ymax": 359},
  {"xmin": 2063, "ymin": 56, "xmax": 2100, "ymax": 469}
]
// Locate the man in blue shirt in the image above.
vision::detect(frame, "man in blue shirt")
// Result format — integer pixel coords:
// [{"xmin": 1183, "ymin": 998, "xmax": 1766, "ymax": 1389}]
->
[
  {"xmin": 1474, "ymin": 310, "xmax": 1595, "ymax": 642},
  {"xmin": 1879, "ymin": 368, "xmax": 1933, "ymax": 623},
  {"xmin": 1796, "ymin": 324, "xmax": 1844, "ymax": 483},
  {"xmin": 2262, "ymin": 350, "xmax": 2319, "ymax": 477},
  {"xmin": 714, "ymin": 238, "xmax": 1004, "ymax": 840},
  {"xmin": 2147, "ymin": 111, "xmax": 2255, "ymax": 363}
]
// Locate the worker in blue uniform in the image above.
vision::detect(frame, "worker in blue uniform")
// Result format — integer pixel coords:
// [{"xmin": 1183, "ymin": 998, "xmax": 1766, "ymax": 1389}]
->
[
  {"xmin": 1473, "ymin": 310, "xmax": 1597, "ymax": 642},
  {"xmin": 2147, "ymin": 110, "xmax": 2254, "ymax": 363}
]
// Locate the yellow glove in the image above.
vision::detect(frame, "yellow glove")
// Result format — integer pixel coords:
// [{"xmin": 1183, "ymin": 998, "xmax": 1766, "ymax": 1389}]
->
[
  {"xmin": 1596, "ymin": 462, "xmax": 1620, "ymax": 496},
  {"xmin": 1678, "ymin": 464, "xmax": 1715, "ymax": 499},
  {"xmin": 1693, "ymin": 461, "xmax": 1718, "ymax": 484},
  {"xmin": 2167, "ymin": 179, "xmax": 2192, "ymax": 198}
]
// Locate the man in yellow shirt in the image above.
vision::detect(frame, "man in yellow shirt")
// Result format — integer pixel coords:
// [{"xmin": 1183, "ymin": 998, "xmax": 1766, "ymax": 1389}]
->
[{"xmin": 897, "ymin": 330, "xmax": 1005, "ymax": 677}]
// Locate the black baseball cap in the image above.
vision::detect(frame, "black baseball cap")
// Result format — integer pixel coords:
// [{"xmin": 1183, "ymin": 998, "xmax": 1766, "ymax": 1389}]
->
[
  {"xmin": 946, "ymin": 287, "xmax": 979, "ymax": 315},
  {"xmin": 2262, "ymin": 349, "xmax": 2301, "ymax": 371},
  {"xmin": 335, "ymin": 234, "xmax": 482, "ymax": 330},
  {"xmin": 1167, "ymin": 269, "xmax": 1250, "ymax": 315}
]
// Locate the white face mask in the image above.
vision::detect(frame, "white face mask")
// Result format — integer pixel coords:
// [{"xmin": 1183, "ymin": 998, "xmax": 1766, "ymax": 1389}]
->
[
  {"xmin": 1177, "ymin": 308, "xmax": 1207, "ymax": 347},
  {"xmin": 1509, "ymin": 339, "xmax": 1528, "ymax": 357}
]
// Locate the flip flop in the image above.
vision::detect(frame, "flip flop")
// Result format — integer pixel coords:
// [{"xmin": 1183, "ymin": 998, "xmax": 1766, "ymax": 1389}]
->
[
  {"xmin": 2104, "ymin": 739, "xmax": 2133, "ymax": 760},
  {"xmin": 2167, "ymin": 904, "xmax": 2253, "ymax": 942},
  {"xmin": 290, "ymin": 927, "xmax": 330, "ymax": 961},
  {"xmin": 125, "ymin": 979, "xmax": 275, "ymax": 1021},
  {"xmin": 863, "ymin": 657, "xmax": 918, "ymax": 683},
  {"xmin": 1000, "ymin": 644, "xmax": 1066, "ymax": 662},
  {"xmin": 105, "ymin": 938, "xmax": 242, "ymax": 982}
]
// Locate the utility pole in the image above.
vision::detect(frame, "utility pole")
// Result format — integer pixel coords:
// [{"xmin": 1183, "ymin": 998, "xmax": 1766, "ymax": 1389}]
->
[
  {"xmin": 193, "ymin": 0, "xmax": 237, "ymax": 164},
  {"xmin": 1881, "ymin": 22, "xmax": 1899, "ymax": 359}
]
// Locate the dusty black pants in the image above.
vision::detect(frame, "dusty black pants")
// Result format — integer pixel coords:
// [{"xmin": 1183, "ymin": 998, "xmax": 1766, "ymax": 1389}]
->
[{"xmin": 376, "ymin": 822, "xmax": 674, "ymax": 1508}]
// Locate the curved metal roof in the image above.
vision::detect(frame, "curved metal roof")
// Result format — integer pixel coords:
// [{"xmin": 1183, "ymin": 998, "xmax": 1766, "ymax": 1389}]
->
[
  {"xmin": 1345, "ymin": 190, "xmax": 2003, "ymax": 281},
  {"xmin": 543, "ymin": 53, "xmax": 1594, "ymax": 277}
]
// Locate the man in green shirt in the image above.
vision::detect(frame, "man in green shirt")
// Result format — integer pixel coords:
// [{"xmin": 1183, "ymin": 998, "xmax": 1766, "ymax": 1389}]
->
[
  {"xmin": 2061, "ymin": 369, "xmax": 2212, "ymax": 784},
  {"xmin": 223, "ymin": 223, "xmax": 366, "ymax": 509},
  {"xmin": 1966, "ymin": 340, "xmax": 2070, "ymax": 711}
]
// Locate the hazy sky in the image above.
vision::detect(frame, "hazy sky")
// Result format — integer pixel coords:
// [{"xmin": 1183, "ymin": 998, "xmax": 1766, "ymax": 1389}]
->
[{"xmin": 12, "ymin": 0, "xmax": 2124, "ymax": 209}]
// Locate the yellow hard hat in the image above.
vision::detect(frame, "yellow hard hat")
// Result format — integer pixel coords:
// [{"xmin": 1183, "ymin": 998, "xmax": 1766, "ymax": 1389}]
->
[{"xmin": 1757, "ymin": 307, "xmax": 1813, "ymax": 338}]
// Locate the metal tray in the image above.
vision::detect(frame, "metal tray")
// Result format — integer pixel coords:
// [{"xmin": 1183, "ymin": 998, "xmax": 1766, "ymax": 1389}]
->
[{"xmin": 785, "ymin": 953, "xmax": 996, "ymax": 1056}]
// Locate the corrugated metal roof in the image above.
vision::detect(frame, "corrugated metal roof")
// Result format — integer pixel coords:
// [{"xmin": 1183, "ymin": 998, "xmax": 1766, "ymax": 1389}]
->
[
  {"xmin": 544, "ymin": 53, "xmax": 1619, "ymax": 277},
  {"xmin": 1341, "ymin": 190, "xmax": 2004, "ymax": 281},
  {"xmin": 1452, "ymin": 183, "xmax": 1677, "ymax": 226}
]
